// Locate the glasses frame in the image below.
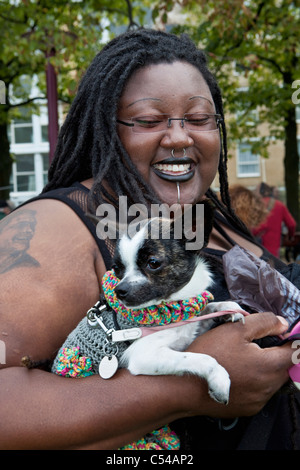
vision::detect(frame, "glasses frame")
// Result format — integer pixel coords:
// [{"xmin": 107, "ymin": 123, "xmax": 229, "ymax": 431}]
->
[{"xmin": 117, "ymin": 113, "xmax": 223, "ymax": 133}]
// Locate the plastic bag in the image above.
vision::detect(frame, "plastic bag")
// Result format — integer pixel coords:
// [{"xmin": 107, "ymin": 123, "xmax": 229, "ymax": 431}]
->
[{"xmin": 222, "ymin": 245, "xmax": 300, "ymax": 328}]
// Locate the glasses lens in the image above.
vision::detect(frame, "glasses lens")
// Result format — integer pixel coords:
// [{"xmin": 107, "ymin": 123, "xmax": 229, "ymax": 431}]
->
[
  {"xmin": 131, "ymin": 115, "xmax": 167, "ymax": 133},
  {"xmin": 184, "ymin": 114, "xmax": 218, "ymax": 131},
  {"xmin": 129, "ymin": 114, "xmax": 220, "ymax": 133}
]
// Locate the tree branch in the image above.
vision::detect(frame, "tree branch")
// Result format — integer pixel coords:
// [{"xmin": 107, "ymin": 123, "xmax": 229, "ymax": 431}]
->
[
  {"xmin": 8, "ymin": 96, "xmax": 46, "ymax": 109},
  {"xmin": 124, "ymin": 0, "xmax": 140, "ymax": 29},
  {"xmin": 255, "ymin": 54, "xmax": 284, "ymax": 76}
]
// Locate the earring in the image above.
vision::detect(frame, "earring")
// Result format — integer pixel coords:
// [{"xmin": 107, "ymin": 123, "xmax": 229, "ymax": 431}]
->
[{"xmin": 171, "ymin": 148, "xmax": 187, "ymax": 158}]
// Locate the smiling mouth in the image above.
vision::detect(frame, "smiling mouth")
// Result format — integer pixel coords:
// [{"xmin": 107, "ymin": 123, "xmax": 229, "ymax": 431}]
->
[{"xmin": 152, "ymin": 158, "xmax": 195, "ymax": 182}]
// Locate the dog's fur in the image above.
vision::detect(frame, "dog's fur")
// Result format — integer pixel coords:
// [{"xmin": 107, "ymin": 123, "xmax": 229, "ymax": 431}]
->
[{"xmin": 112, "ymin": 203, "xmax": 243, "ymax": 404}]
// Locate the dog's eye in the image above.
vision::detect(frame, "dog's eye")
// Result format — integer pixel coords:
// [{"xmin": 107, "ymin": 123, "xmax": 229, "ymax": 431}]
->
[
  {"xmin": 146, "ymin": 258, "xmax": 161, "ymax": 271},
  {"xmin": 112, "ymin": 264, "xmax": 122, "ymax": 278}
]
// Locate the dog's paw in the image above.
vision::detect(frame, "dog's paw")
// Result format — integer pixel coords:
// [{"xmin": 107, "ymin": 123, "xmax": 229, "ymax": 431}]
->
[
  {"xmin": 209, "ymin": 301, "xmax": 245, "ymax": 325},
  {"xmin": 216, "ymin": 301, "xmax": 241, "ymax": 312},
  {"xmin": 207, "ymin": 366, "xmax": 231, "ymax": 405},
  {"xmin": 224, "ymin": 312, "xmax": 245, "ymax": 324}
]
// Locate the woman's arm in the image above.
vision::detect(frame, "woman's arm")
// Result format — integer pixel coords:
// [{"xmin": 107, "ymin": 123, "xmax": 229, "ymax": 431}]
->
[{"xmin": 0, "ymin": 312, "xmax": 292, "ymax": 450}]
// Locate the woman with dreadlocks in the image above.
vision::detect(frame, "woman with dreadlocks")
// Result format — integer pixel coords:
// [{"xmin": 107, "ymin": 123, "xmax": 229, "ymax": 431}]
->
[{"xmin": 0, "ymin": 29, "xmax": 297, "ymax": 450}]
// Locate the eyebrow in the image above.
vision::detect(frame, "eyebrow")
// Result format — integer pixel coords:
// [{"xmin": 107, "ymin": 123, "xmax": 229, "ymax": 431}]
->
[
  {"xmin": 127, "ymin": 95, "xmax": 214, "ymax": 108},
  {"xmin": 189, "ymin": 95, "xmax": 214, "ymax": 106},
  {"xmin": 127, "ymin": 98, "xmax": 162, "ymax": 108}
]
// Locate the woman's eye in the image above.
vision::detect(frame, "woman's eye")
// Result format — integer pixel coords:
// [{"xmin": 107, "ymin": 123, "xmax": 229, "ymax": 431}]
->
[
  {"xmin": 146, "ymin": 258, "xmax": 162, "ymax": 270},
  {"xmin": 186, "ymin": 114, "xmax": 210, "ymax": 126},
  {"xmin": 134, "ymin": 116, "xmax": 164, "ymax": 128}
]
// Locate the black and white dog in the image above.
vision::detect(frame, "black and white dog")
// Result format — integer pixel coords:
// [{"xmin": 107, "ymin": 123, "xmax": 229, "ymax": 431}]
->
[
  {"xmin": 52, "ymin": 202, "xmax": 244, "ymax": 406},
  {"xmin": 106, "ymin": 202, "xmax": 244, "ymax": 404}
]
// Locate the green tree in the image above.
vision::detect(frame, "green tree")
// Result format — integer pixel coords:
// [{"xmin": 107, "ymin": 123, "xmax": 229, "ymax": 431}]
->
[
  {"xmin": 0, "ymin": 0, "xmax": 148, "ymax": 199},
  {"xmin": 154, "ymin": 0, "xmax": 300, "ymax": 225}
]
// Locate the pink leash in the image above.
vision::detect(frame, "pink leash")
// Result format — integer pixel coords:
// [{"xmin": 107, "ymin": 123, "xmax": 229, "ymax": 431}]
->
[{"xmin": 139, "ymin": 309, "xmax": 250, "ymax": 337}]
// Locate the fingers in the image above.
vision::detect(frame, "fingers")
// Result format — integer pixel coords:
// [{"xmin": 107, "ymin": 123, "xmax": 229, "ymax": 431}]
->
[
  {"xmin": 243, "ymin": 312, "xmax": 289, "ymax": 342},
  {"xmin": 243, "ymin": 312, "xmax": 294, "ymax": 370}
]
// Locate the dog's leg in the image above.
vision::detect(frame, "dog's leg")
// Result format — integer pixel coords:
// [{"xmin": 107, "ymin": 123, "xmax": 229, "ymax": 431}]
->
[
  {"xmin": 203, "ymin": 301, "xmax": 245, "ymax": 323},
  {"xmin": 120, "ymin": 329, "xmax": 230, "ymax": 404}
]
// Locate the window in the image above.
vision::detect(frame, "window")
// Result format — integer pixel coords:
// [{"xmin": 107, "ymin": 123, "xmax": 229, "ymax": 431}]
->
[
  {"xmin": 9, "ymin": 114, "xmax": 33, "ymax": 144},
  {"xmin": 11, "ymin": 153, "xmax": 49, "ymax": 193},
  {"xmin": 14, "ymin": 154, "xmax": 36, "ymax": 191},
  {"xmin": 237, "ymin": 142, "xmax": 260, "ymax": 177},
  {"xmin": 42, "ymin": 153, "xmax": 49, "ymax": 186},
  {"xmin": 41, "ymin": 125, "xmax": 49, "ymax": 142},
  {"xmin": 9, "ymin": 105, "xmax": 50, "ymax": 204}
]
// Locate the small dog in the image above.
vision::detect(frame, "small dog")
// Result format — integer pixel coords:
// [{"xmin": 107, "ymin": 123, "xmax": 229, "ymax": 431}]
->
[
  {"xmin": 51, "ymin": 202, "xmax": 245, "ymax": 449},
  {"xmin": 108, "ymin": 203, "xmax": 243, "ymax": 405},
  {"xmin": 53, "ymin": 202, "xmax": 244, "ymax": 408}
]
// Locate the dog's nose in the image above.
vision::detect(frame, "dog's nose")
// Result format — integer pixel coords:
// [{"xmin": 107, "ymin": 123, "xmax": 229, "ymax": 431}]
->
[{"xmin": 115, "ymin": 284, "xmax": 129, "ymax": 301}]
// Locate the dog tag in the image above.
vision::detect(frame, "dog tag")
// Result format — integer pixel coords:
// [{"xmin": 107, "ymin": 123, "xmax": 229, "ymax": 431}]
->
[{"xmin": 99, "ymin": 355, "xmax": 118, "ymax": 379}]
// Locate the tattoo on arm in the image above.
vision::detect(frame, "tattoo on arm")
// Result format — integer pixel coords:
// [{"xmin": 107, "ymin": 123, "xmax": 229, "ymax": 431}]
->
[{"xmin": 0, "ymin": 209, "xmax": 40, "ymax": 274}]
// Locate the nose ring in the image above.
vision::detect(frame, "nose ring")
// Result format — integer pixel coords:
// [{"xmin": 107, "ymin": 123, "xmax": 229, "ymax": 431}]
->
[{"xmin": 171, "ymin": 148, "xmax": 186, "ymax": 158}]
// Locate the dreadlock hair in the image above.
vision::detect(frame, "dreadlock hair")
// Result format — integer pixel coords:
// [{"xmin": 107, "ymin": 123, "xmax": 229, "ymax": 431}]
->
[{"xmin": 43, "ymin": 27, "xmax": 249, "ymax": 235}]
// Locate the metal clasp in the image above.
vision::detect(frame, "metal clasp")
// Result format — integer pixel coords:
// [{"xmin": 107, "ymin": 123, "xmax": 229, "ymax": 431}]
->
[{"xmin": 87, "ymin": 302, "xmax": 115, "ymax": 341}]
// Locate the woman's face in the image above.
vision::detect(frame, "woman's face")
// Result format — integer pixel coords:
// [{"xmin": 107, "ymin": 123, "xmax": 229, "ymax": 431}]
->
[{"xmin": 117, "ymin": 61, "xmax": 221, "ymax": 205}]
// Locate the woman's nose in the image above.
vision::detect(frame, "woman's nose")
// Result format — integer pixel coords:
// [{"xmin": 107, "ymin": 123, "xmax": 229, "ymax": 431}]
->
[{"xmin": 159, "ymin": 120, "xmax": 194, "ymax": 149}]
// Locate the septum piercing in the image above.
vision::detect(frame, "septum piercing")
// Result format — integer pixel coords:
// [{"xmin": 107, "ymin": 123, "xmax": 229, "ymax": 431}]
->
[
  {"xmin": 171, "ymin": 148, "xmax": 187, "ymax": 158},
  {"xmin": 177, "ymin": 182, "xmax": 180, "ymax": 204}
]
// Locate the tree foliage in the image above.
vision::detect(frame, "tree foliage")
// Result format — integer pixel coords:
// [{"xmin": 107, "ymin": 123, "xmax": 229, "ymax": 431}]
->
[
  {"xmin": 1, "ymin": 0, "xmax": 299, "ymax": 224},
  {"xmin": 0, "ymin": 0, "xmax": 149, "ymax": 198},
  {"xmin": 154, "ymin": 0, "xmax": 300, "ymax": 223}
]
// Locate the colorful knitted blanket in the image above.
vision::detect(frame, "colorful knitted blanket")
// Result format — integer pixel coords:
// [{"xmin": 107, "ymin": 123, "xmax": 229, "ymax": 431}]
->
[{"xmin": 54, "ymin": 269, "xmax": 214, "ymax": 450}]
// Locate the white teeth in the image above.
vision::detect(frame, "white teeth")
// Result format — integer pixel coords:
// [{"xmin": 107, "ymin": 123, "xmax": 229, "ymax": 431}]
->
[{"xmin": 153, "ymin": 163, "xmax": 191, "ymax": 173}]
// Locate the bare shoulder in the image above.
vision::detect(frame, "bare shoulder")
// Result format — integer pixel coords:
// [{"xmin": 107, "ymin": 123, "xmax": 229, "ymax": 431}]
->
[{"xmin": 0, "ymin": 198, "xmax": 107, "ymax": 367}]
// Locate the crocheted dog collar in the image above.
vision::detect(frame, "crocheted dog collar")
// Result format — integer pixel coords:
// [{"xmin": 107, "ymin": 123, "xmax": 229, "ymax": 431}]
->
[{"xmin": 101, "ymin": 270, "xmax": 214, "ymax": 326}]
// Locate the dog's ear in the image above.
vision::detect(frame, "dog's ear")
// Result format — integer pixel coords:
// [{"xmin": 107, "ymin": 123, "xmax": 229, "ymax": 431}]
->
[
  {"xmin": 87, "ymin": 204, "xmax": 150, "ymax": 242},
  {"xmin": 86, "ymin": 210, "xmax": 121, "ymax": 241}
]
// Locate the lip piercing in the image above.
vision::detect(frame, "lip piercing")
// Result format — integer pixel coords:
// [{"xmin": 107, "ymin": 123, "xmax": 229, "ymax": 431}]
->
[
  {"xmin": 176, "ymin": 182, "xmax": 180, "ymax": 204},
  {"xmin": 171, "ymin": 148, "xmax": 187, "ymax": 158}
]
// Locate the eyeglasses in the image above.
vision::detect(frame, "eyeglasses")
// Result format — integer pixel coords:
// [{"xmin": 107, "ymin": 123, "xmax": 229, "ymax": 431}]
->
[{"xmin": 117, "ymin": 113, "xmax": 222, "ymax": 133}]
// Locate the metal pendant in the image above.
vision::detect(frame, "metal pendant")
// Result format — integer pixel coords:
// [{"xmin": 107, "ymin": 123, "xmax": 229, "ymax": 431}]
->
[{"xmin": 99, "ymin": 355, "xmax": 119, "ymax": 379}]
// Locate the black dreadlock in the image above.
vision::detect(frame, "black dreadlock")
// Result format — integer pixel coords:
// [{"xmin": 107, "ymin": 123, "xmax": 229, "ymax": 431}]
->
[{"xmin": 43, "ymin": 27, "xmax": 249, "ymax": 235}]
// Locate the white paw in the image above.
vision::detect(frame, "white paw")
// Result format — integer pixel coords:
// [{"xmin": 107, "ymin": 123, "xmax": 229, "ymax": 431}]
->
[
  {"xmin": 207, "ymin": 366, "xmax": 231, "ymax": 404},
  {"xmin": 216, "ymin": 301, "xmax": 241, "ymax": 312}
]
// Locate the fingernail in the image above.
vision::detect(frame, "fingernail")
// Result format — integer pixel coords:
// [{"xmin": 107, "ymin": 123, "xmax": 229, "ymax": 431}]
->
[{"xmin": 277, "ymin": 316, "xmax": 289, "ymax": 328}]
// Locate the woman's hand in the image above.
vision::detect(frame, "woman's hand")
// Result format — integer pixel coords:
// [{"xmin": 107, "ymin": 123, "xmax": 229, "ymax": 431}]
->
[{"xmin": 185, "ymin": 311, "xmax": 293, "ymax": 418}]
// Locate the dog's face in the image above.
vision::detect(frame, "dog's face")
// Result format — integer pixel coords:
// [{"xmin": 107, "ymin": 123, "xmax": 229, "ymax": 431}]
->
[{"xmin": 112, "ymin": 201, "xmax": 214, "ymax": 308}]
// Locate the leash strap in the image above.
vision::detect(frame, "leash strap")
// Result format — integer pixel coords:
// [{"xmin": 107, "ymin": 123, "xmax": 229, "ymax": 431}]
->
[{"xmin": 138, "ymin": 309, "xmax": 249, "ymax": 337}]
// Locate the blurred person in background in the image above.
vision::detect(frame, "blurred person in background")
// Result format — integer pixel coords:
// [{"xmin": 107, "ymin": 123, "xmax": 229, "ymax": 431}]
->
[
  {"xmin": 229, "ymin": 184, "xmax": 268, "ymax": 232},
  {"xmin": 252, "ymin": 182, "xmax": 296, "ymax": 258}
]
